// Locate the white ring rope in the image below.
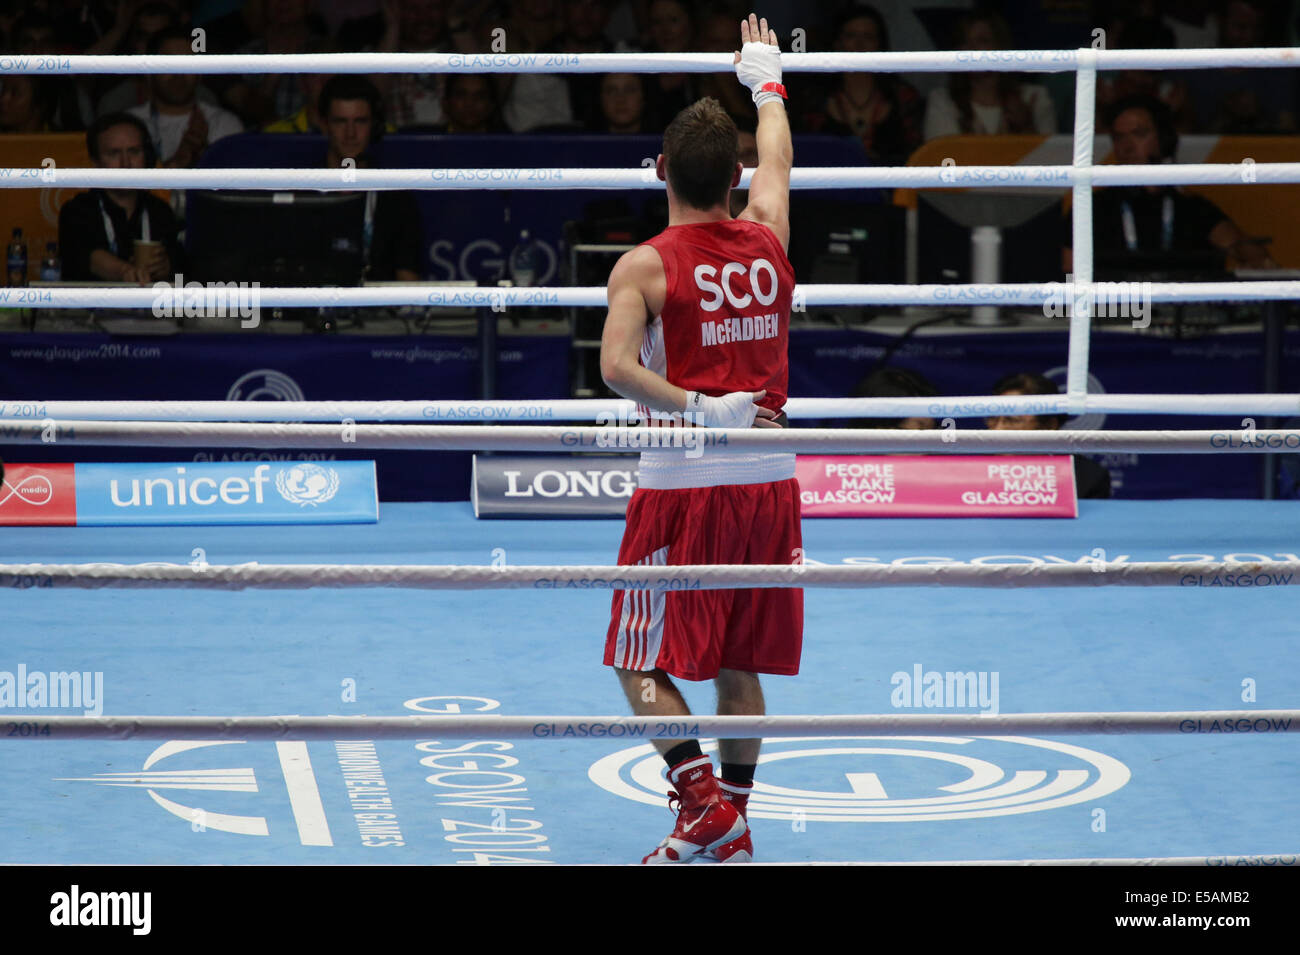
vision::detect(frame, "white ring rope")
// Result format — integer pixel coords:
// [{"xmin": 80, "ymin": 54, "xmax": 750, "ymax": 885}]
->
[
  {"xmin": 1068, "ymin": 47, "xmax": 1098, "ymax": 405},
  {"xmin": 5, "ymin": 711, "xmax": 1298, "ymax": 741},
  {"xmin": 16, "ymin": 280, "xmax": 1300, "ymax": 309},
  {"xmin": 5, "ymin": 394, "xmax": 1296, "ymax": 422},
  {"xmin": 1, "ymin": 420, "xmax": 1296, "ymax": 453},
  {"xmin": 3, "ymin": 47, "xmax": 1297, "ymax": 76},
  {"xmin": 3, "ymin": 163, "xmax": 1296, "ymax": 191},
  {"xmin": 4, "ymin": 561, "xmax": 1297, "ymax": 590}
]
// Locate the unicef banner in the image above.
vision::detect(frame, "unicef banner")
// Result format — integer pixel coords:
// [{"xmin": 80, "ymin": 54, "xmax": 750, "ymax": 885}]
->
[
  {"xmin": 73, "ymin": 461, "xmax": 378, "ymax": 526},
  {"xmin": 472, "ymin": 454, "xmax": 637, "ymax": 518}
]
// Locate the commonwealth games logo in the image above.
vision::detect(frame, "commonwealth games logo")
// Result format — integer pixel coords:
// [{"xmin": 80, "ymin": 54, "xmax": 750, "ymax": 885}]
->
[{"xmin": 590, "ymin": 736, "xmax": 1130, "ymax": 822}]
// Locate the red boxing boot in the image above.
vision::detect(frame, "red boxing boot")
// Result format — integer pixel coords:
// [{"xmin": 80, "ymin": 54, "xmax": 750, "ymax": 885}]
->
[
  {"xmin": 711, "ymin": 779, "xmax": 753, "ymax": 863},
  {"xmin": 641, "ymin": 756, "xmax": 746, "ymax": 864}
]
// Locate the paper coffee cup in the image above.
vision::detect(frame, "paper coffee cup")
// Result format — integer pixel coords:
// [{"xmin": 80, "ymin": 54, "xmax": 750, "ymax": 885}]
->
[{"xmin": 132, "ymin": 239, "xmax": 162, "ymax": 267}]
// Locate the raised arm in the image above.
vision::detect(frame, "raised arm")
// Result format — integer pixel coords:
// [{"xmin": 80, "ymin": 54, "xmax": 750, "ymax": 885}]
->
[{"xmin": 734, "ymin": 14, "xmax": 792, "ymax": 251}]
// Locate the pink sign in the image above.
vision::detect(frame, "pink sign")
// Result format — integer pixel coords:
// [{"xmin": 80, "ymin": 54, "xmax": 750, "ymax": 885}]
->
[{"xmin": 796, "ymin": 455, "xmax": 1078, "ymax": 518}]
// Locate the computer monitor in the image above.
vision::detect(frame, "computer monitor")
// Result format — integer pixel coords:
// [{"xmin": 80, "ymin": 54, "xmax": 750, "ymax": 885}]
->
[
  {"xmin": 186, "ymin": 191, "xmax": 368, "ymax": 286},
  {"xmin": 1094, "ymin": 249, "xmax": 1229, "ymax": 282},
  {"xmin": 788, "ymin": 199, "xmax": 905, "ymax": 285}
]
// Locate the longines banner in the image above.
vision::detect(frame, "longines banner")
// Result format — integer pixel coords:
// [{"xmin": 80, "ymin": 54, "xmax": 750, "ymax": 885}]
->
[
  {"xmin": 0, "ymin": 461, "xmax": 379, "ymax": 526},
  {"xmin": 472, "ymin": 455, "xmax": 638, "ymax": 518},
  {"xmin": 472, "ymin": 454, "xmax": 1077, "ymax": 518}
]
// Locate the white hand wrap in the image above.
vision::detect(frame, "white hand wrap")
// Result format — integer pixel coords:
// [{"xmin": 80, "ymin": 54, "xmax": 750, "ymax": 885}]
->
[
  {"xmin": 735, "ymin": 40, "xmax": 785, "ymax": 108},
  {"xmin": 684, "ymin": 390, "xmax": 760, "ymax": 429}
]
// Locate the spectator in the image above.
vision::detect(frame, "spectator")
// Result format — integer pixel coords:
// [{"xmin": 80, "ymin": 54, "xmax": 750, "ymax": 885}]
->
[
  {"xmin": 551, "ymin": 0, "xmax": 619, "ymax": 128},
  {"xmin": 507, "ymin": 0, "xmax": 564, "ymax": 51},
  {"xmin": 318, "ymin": 75, "xmax": 422, "ymax": 281},
  {"xmin": 985, "ymin": 371, "xmax": 1111, "ymax": 499},
  {"xmin": 1064, "ymin": 94, "xmax": 1277, "ymax": 273},
  {"xmin": 592, "ymin": 72, "xmax": 649, "ymax": 133},
  {"xmin": 373, "ymin": 0, "xmax": 454, "ymax": 129},
  {"xmin": 1159, "ymin": 0, "xmax": 1217, "ymax": 48},
  {"xmin": 0, "ymin": 76, "xmax": 58, "ymax": 133},
  {"xmin": 552, "ymin": 0, "xmax": 620, "ymax": 53},
  {"xmin": 923, "ymin": 11, "xmax": 1056, "ymax": 139},
  {"xmin": 603, "ymin": 0, "xmax": 642, "ymax": 48},
  {"xmin": 191, "ymin": 0, "xmax": 258, "ymax": 57},
  {"xmin": 220, "ymin": 0, "xmax": 329, "ymax": 127},
  {"xmin": 57, "ymin": 112, "xmax": 184, "ymax": 284},
  {"xmin": 260, "ymin": 36, "xmax": 337, "ymax": 132},
  {"xmin": 799, "ymin": 6, "xmax": 923, "ymax": 166},
  {"xmin": 1183, "ymin": 0, "xmax": 1295, "ymax": 133},
  {"xmin": 641, "ymin": 0, "xmax": 695, "ymax": 128},
  {"xmin": 429, "ymin": 73, "xmax": 506, "ymax": 133},
  {"xmin": 8, "ymin": 11, "xmax": 61, "ymax": 51},
  {"xmin": 1096, "ymin": 12, "xmax": 1193, "ymax": 134},
  {"xmin": 692, "ymin": 6, "xmax": 754, "ymax": 124},
  {"xmin": 9, "ymin": 11, "xmax": 92, "ymax": 131},
  {"xmin": 127, "ymin": 27, "xmax": 242, "ymax": 168},
  {"xmin": 497, "ymin": 0, "xmax": 576, "ymax": 131},
  {"xmin": 850, "ymin": 367, "xmax": 940, "ymax": 430},
  {"xmin": 95, "ymin": 1, "xmax": 184, "ymax": 116},
  {"xmin": 87, "ymin": 0, "xmax": 180, "ymax": 55}
]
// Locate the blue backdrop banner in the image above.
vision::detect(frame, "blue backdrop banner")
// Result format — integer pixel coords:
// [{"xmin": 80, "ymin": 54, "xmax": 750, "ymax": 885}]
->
[
  {"xmin": 0, "ymin": 333, "xmax": 568, "ymax": 501},
  {"xmin": 1, "ymin": 325, "xmax": 1290, "ymax": 501},
  {"xmin": 786, "ymin": 327, "xmax": 1297, "ymax": 500}
]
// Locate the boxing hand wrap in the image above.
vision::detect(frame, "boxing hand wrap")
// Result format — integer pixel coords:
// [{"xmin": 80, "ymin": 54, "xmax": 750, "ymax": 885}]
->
[
  {"xmin": 736, "ymin": 40, "xmax": 785, "ymax": 108},
  {"xmin": 684, "ymin": 390, "xmax": 761, "ymax": 429}
]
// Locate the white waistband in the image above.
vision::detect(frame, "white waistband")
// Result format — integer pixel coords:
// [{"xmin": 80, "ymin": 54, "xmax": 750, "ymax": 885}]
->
[{"xmin": 636, "ymin": 450, "xmax": 797, "ymax": 489}]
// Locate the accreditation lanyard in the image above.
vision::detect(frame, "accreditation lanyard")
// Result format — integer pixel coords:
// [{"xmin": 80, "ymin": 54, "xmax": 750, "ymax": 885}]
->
[
  {"xmin": 363, "ymin": 190, "xmax": 377, "ymax": 267},
  {"xmin": 1121, "ymin": 194, "xmax": 1174, "ymax": 252},
  {"xmin": 99, "ymin": 196, "xmax": 151, "ymax": 257}
]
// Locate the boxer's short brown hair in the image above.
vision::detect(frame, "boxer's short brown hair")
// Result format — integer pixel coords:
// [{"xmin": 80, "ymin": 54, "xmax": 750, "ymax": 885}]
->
[{"xmin": 662, "ymin": 98, "xmax": 740, "ymax": 210}]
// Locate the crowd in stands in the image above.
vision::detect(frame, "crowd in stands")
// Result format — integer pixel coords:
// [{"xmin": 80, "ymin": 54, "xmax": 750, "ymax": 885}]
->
[
  {"xmin": 2, "ymin": 1, "xmax": 1292, "ymax": 284},
  {"xmin": 1, "ymin": 0, "xmax": 1295, "ymax": 144}
]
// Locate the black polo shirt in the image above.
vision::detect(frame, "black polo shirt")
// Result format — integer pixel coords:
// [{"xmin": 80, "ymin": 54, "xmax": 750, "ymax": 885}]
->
[
  {"xmin": 57, "ymin": 190, "xmax": 185, "ymax": 281},
  {"xmin": 1069, "ymin": 186, "xmax": 1230, "ymax": 271}
]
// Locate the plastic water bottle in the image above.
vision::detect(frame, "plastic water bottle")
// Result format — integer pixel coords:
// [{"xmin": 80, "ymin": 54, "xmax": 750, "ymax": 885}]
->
[
  {"xmin": 6, "ymin": 228, "xmax": 27, "ymax": 287},
  {"xmin": 40, "ymin": 241, "xmax": 61, "ymax": 282},
  {"xmin": 508, "ymin": 230, "xmax": 544, "ymax": 287}
]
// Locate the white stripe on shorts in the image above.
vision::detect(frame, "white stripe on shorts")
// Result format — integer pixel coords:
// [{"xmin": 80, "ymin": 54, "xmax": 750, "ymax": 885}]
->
[{"xmin": 615, "ymin": 545, "xmax": 668, "ymax": 670}]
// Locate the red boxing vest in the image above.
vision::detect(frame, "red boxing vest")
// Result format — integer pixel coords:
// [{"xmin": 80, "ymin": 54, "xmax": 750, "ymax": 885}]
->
[{"xmin": 640, "ymin": 219, "xmax": 794, "ymax": 415}]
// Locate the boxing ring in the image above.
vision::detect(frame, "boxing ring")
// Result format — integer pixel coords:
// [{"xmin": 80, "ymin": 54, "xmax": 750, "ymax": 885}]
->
[{"xmin": 1, "ymin": 42, "xmax": 1299, "ymax": 866}]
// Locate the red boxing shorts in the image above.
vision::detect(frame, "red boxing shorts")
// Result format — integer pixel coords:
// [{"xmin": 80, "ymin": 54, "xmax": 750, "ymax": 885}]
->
[{"xmin": 604, "ymin": 478, "xmax": 803, "ymax": 681}]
